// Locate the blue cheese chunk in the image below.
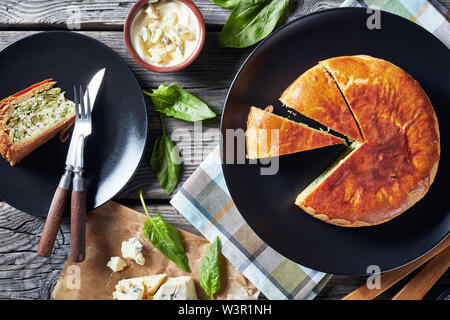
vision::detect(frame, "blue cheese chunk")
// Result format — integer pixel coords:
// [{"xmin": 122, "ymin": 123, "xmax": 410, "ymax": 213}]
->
[
  {"xmin": 153, "ymin": 276, "xmax": 198, "ymax": 300},
  {"xmin": 106, "ymin": 256, "xmax": 127, "ymax": 272},
  {"xmin": 113, "ymin": 274, "xmax": 167, "ymax": 300},
  {"xmin": 121, "ymin": 237, "xmax": 145, "ymax": 265}
]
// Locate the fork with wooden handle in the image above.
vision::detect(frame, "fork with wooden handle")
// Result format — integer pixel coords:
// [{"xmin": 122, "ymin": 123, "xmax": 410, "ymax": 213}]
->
[
  {"xmin": 69, "ymin": 86, "xmax": 92, "ymax": 262},
  {"xmin": 36, "ymin": 69, "xmax": 104, "ymax": 260},
  {"xmin": 342, "ymin": 235, "xmax": 449, "ymax": 300}
]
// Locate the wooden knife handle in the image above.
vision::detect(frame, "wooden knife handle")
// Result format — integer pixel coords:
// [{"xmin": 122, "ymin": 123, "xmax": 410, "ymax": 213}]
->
[
  {"xmin": 70, "ymin": 190, "xmax": 86, "ymax": 262},
  {"xmin": 392, "ymin": 246, "xmax": 450, "ymax": 300},
  {"xmin": 37, "ymin": 186, "xmax": 69, "ymax": 257},
  {"xmin": 342, "ymin": 235, "xmax": 449, "ymax": 300}
]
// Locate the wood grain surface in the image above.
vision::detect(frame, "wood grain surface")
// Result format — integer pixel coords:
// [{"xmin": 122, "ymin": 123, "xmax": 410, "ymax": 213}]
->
[{"xmin": 0, "ymin": 0, "xmax": 448, "ymax": 300}]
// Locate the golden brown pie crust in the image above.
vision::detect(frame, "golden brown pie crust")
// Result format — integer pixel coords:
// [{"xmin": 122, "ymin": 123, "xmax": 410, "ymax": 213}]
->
[{"xmin": 280, "ymin": 65, "xmax": 363, "ymax": 142}]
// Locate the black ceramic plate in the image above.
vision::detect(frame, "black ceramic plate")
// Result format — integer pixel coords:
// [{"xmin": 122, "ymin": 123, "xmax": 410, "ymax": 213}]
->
[
  {"xmin": 221, "ymin": 8, "xmax": 450, "ymax": 275},
  {"xmin": 0, "ymin": 31, "xmax": 147, "ymax": 216}
]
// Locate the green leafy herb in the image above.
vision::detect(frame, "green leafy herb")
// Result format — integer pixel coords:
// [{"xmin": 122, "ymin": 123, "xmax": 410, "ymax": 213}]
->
[
  {"xmin": 209, "ymin": 0, "xmax": 240, "ymax": 9},
  {"xmin": 200, "ymin": 236, "xmax": 221, "ymax": 300},
  {"xmin": 150, "ymin": 114, "xmax": 181, "ymax": 195},
  {"xmin": 218, "ymin": 0, "xmax": 290, "ymax": 48},
  {"xmin": 144, "ymin": 84, "xmax": 216, "ymax": 122},
  {"xmin": 140, "ymin": 190, "xmax": 191, "ymax": 272}
]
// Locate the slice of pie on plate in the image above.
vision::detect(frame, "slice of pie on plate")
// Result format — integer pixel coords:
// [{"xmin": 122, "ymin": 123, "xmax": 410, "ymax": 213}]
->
[
  {"xmin": 246, "ymin": 106, "xmax": 345, "ymax": 159},
  {"xmin": 0, "ymin": 79, "xmax": 75, "ymax": 165}
]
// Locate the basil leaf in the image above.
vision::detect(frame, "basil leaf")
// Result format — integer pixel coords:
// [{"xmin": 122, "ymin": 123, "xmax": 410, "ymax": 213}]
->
[
  {"xmin": 218, "ymin": 0, "xmax": 290, "ymax": 48},
  {"xmin": 140, "ymin": 191, "xmax": 191, "ymax": 272},
  {"xmin": 200, "ymin": 236, "xmax": 221, "ymax": 300},
  {"xmin": 209, "ymin": 0, "xmax": 241, "ymax": 9},
  {"xmin": 144, "ymin": 84, "xmax": 216, "ymax": 122},
  {"xmin": 150, "ymin": 114, "xmax": 181, "ymax": 195}
]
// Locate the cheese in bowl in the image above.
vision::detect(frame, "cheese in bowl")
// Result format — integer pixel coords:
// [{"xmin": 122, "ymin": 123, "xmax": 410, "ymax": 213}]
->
[{"xmin": 130, "ymin": 0, "xmax": 201, "ymax": 68}]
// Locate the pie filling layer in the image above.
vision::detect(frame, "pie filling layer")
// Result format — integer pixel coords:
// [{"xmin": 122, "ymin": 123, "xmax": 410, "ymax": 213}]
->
[{"xmin": 6, "ymin": 87, "xmax": 75, "ymax": 144}]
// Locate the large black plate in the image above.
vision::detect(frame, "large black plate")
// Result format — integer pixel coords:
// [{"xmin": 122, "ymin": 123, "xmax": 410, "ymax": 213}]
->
[
  {"xmin": 221, "ymin": 8, "xmax": 450, "ymax": 275},
  {"xmin": 0, "ymin": 31, "xmax": 147, "ymax": 216}
]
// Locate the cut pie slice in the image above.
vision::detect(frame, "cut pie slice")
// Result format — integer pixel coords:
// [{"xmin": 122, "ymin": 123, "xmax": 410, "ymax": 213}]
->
[
  {"xmin": 279, "ymin": 64, "xmax": 363, "ymax": 142},
  {"xmin": 246, "ymin": 106, "xmax": 344, "ymax": 159},
  {"xmin": 0, "ymin": 79, "xmax": 76, "ymax": 165}
]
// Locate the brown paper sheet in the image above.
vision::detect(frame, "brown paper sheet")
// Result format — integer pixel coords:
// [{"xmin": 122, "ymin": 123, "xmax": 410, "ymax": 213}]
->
[{"xmin": 52, "ymin": 201, "xmax": 260, "ymax": 300}]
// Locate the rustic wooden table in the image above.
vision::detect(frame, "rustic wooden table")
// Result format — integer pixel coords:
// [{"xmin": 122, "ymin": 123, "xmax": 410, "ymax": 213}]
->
[{"xmin": 0, "ymin": 0, "xmax": 448, "ymax": 300}]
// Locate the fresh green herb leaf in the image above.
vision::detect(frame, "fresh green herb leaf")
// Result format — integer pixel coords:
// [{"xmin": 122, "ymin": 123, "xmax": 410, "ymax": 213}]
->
[
  {"xmin": 150, "ymin": 114, "xmax": 181, "ymax": 195},
  {"xmin": 144, "ymin": 84, "xmax": 216, "ymax": 122},
  {"xmin": 209, "ymin": 0, "xmax": 241, "ymax": 9},
  {"xmin": 218, "ymin": 0, "xmax": 290, "ymax": 48},
  {"xmin": 200, "ymin": 236, "xmax": 221, "ymax": 300},
  {"xmin": 140, "ymin": 190, "xmax": 191, "ymax": 272}
]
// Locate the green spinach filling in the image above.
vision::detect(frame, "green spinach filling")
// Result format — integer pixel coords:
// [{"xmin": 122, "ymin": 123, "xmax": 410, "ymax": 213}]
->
[{"xmin": 7, "ymin": 88, "xmax": 75, "ymax": 143}]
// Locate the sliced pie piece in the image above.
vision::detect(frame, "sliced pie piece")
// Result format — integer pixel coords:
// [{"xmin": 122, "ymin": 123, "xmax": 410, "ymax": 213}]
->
[
  {"xmin": 246, "ymin": 106, "xmax": 345, "ymax": 159},
  {"xmin": 296, "ymin": 56, "xmax": 440, "ymax": 227},
  {"xmin": 279, "ymin": 64, "xmax": 363, "ymax": 142},
  {"xmin": 0, "ymin": 79, "xmax": 76, "ymax": 165},
  {"xmin": 319, "ymin": 55, "xmax": 439, "ymax": 146}
]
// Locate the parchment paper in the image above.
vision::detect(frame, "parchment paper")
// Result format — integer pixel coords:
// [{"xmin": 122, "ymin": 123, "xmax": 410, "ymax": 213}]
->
[{"xmin": 51, "ymin": 201, "xmax": 259, "ymax": 300}]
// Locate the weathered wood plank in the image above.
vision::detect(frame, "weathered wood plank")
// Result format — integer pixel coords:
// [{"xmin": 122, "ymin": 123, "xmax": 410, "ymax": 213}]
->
[
  {"xmin": 0, "ymin": 0, "xmax": 346, "ymax": 30},
  {"xmin": 6, "ymin": 0, "xmax": 450, "ymax": 31},
  {"xmin": 1, "ymin": 200, "xmax": 447, "ymax": 300},
  {"xmin": 0, "ymin": 201, "xmax": 203, "ymax": 300},
  {"xmin": 0, "ymin": 0, "xmax": 228, "ymax": 29}
]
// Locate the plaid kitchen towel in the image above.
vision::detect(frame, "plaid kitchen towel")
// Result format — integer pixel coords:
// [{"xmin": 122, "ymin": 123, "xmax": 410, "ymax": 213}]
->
[
  {"xmin": 343, "ymin": 0, "xmax": 450, "ymax": 48},
  {"xmin": 171, "ymin": 148, "xmax": 331, "ymax": 300},
  {"xmin": 171, "ymin": 0, "xmax": 449, "ymax": 300}
]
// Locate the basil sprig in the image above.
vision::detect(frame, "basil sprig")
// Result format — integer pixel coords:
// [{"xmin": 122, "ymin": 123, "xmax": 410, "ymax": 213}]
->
[
  {"xmin": 217, "ymin": 0, "xmax": 291, "ymax": 48},
  {"xmin": 150, "ymin": 114, "xmax": 181, "ymax": 195},
  {"xmin": 144, "ymin": 84, "xmax": 216, "ymax": 122},
  {"xmin": 200, "ymin": 236, "xmax": 221, "ymax": 300},
  {"xmin": 140, "ymin": 190, "xmax": 191, "ymax": 272},
  {"xmin": 209, "ymin": 0, "xmax": 240, "ymax": 9}
]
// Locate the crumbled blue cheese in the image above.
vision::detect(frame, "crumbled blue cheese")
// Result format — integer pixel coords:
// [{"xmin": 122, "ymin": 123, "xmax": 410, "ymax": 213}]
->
[
  {"xmin": 121, "ymin": 237, "xmax": 145, "ymax": 265},
  {"xmin": 112, "ymin": 274, "xmax": 167, "ymax": 300},
  {"xmin": 153, "ymin": 276, "xmax": 198, "ymax": 300},
  {"xmin": 7, "ymin": 87, "xmax": 75, "ymax": 143},
  {"xmin": 106, "ymin": 257, "xmax": 127, "ymax": 272}
]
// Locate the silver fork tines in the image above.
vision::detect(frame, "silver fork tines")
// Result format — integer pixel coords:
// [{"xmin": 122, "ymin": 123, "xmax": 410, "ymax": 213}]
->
[
  {"xmin": 72, "ymin": 86, "xmax": 92, "ymax": 173},
  {"xmin": 73, "ymin": 86, "xmax": 92, "ymax": 135}
]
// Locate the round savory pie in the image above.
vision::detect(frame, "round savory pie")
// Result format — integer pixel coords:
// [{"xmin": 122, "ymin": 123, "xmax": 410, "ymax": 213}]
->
[{"xmin": 247, "ymin": 55, "xmax": 440, "ymax": 227}]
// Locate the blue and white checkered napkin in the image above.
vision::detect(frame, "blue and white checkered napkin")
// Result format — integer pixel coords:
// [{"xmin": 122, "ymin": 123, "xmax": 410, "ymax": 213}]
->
[{"xmin": 171, "ymin": 0, "xmax": 449, "ymax": 300}]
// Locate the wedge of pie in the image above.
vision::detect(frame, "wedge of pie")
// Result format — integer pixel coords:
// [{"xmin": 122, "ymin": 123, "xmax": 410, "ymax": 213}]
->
[
  {"xmin": 246, "ymin": 55, "xmax": 440, "ymax": 227},
  {"xmin": 0, "ymin": 79, "xmax": 76, "ymax": 165},
  {"xmin": 280, "ymin": 64, "xmax": 363, "ymax": 142},
  {"xmin": 246, "ymin": 106, "xmax": 344, "ymax": 159}
]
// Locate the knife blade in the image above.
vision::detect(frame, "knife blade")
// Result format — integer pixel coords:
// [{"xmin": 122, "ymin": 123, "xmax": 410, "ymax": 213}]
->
[
  {"xmin": 65, "ymin": 68, "xmax": 105, "ymax": 167},
  {"xmin": 37, "ymin": 68, "xmax": 105, "ymax": 258}
]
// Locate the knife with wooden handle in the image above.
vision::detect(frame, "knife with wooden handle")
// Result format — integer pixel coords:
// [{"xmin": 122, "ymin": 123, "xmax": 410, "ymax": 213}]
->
[
  {"xmin": 342, "ymin": 236, "xmax": 449, "ymax": 300},
  {"xmin": 37, "ymin": 69, "xmax": 105, "ymax": 259},
  {"xmin": 392, "ymin": 246, "xmax": 450, "ymax": 300}
]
